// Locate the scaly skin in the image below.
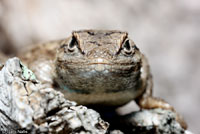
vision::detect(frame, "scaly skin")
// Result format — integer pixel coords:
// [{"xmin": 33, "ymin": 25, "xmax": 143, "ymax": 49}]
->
[{"xmin": 19, "ymin": 30, "xmax": 187, "ymax": 129}]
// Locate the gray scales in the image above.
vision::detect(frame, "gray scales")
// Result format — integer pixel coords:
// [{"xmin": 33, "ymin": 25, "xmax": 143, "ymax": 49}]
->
[{"xmin": 19, "ymin": 30, "xmax": 187, "ymax": 129}]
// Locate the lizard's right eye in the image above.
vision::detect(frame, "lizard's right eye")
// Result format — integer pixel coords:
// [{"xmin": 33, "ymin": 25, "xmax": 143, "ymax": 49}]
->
[
  {"xmin": 68, "ymin": 36, "xmax": 78, "ymax": 52},
  {"xmin": 122, "ymin": 39, "xmax": 133, "ymax": 55}
]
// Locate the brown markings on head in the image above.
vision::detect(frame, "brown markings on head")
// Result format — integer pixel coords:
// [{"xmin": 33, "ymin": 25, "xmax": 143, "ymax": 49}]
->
[{"xmin": 72, "ymin": 30, "xmax": 128, "ymax": 58}]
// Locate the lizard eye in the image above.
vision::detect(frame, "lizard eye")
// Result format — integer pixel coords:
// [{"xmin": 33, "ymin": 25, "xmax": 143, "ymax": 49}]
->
[
  {"xmin": 68, "ymin": 36, "xmax": 78, "ymax": 52},
  {"xmin": 122, "ymin": 40, "xmax": 132, "ymax": 55}
]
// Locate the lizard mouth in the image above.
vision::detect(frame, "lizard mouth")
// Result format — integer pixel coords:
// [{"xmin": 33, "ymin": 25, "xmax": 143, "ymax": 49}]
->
[
  {"xmin": 62, "ymin": 58, "xmax": 136, "ymax": 65},
  {"xmin": 57, "ymin": 57, "xmax": 140, "ymax": 73},
  {"xmin": 61, "ymin": 58, "xmax": 139, "ymax": 73}
]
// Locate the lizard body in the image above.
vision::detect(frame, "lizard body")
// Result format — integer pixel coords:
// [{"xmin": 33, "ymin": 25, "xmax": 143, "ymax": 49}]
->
[{"xmin": 19, "ymin": 30, "xmax": 187, "ymax": 128}]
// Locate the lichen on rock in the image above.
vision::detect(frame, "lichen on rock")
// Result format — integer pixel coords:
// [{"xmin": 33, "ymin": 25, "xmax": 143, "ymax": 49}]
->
[{"xmin": 20, "ymin": 61, "xmax": 38, "ymax": 83}]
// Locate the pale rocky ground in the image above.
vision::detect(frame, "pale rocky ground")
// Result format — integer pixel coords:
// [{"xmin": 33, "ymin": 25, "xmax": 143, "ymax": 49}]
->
[{"xmin": 0, "ymin": 0, "xmax": 199, "ymax": 133}]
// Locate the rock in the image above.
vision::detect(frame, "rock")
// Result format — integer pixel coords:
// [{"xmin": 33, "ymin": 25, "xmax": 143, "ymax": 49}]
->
[
  {"xmin": 122, "ymin": 108, "xmax": 191, "ymax": 134},
  {"xmin": 0, "ymin": 57, "xmax": 109, "ymax": 134}
]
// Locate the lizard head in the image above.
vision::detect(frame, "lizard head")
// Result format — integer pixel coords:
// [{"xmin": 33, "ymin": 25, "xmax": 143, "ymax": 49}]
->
[
  {"xmin": 56, "ymin": 30, "xmax": 141, "ymax": 70},
  {"xmin": 55, "ymin": 30, "xmax": 143, "ymax": 105}
]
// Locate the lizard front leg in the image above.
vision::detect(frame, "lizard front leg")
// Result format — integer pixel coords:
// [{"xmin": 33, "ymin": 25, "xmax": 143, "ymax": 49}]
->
[{"xmin": 135, "ymin": 54, "xmax": 187, "ymax": 129}]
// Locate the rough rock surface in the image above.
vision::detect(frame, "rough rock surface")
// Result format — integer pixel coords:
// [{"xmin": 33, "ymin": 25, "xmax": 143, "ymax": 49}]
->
[
  {"xmin": 0, "ymin": 57, "xmax": 109, "ymax": 134},
  {"xmin": 124, "ymin": 109, "xmax": 185, "ymax": 134}
]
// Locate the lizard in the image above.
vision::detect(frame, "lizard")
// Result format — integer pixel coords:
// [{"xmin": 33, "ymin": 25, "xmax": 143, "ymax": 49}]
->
[{"xmin": 19, "ymin": 29, "xmax": 187, "ymax": 129}]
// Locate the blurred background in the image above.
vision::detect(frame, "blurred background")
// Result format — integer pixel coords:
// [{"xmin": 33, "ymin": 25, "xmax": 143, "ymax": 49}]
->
[{"xmin": 0, "ymin": 0, "xmax": 199, "ymax": 133}]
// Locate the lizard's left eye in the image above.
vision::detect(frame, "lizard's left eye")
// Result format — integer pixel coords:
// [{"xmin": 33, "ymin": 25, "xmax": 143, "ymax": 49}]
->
[
  {"xmin": 68, "ymin": 36, "xmax": 78, "ymax": 52},
  {"xmin": 122, "ymin": 40, "xmax": 133, "ymax": 55}
]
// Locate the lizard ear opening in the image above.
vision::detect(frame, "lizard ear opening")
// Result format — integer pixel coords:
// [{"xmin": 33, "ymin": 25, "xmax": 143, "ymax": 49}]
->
[{"xmin": 68, "ymin": 36, "xmax": 78, "ymax": 52}]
